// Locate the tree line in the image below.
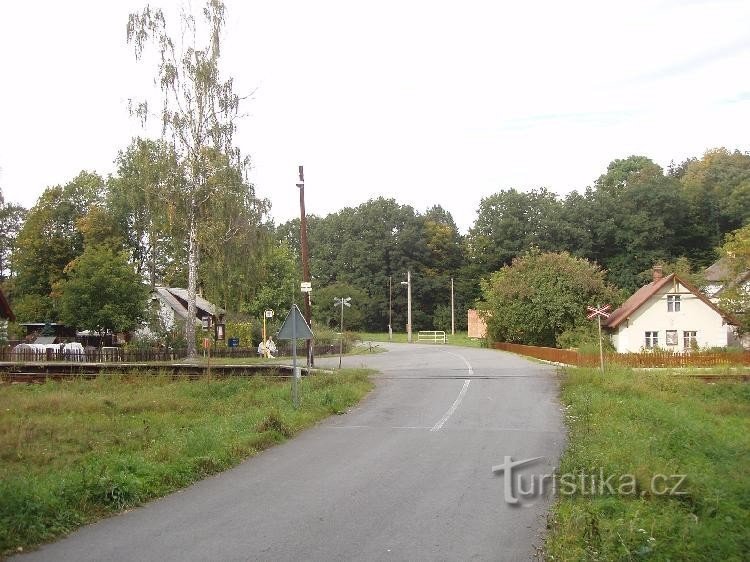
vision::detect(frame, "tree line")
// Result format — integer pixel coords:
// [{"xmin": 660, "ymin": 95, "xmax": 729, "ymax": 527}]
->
[
  {"xmin": 0, "ymin": 146, "xmax": 747, "ymax": 343},
  {"xmin": 275, "ymin": 148, "xmax": 750, "ymax": 335}
]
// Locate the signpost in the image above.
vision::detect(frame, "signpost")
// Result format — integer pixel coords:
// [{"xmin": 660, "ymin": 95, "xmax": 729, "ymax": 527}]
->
[
  {"xmin": 262, "ymin": 309, "xmax": 274, "ymax": 346},
  {"xmin": 277, "ymin": 304, "xmax": 314, "ymax": 408},
  {"xmin": 334, "ymin": 297, "xmax": 351, "ymax": 369},
  {"xmin": 586, "ymin": 304, "xmax": 611, "ymax": 373}
]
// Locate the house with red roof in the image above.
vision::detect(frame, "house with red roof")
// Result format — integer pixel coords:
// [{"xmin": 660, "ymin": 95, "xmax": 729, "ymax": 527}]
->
[{"xmin": 604, "ymin": 266, "xmax": 738, "ymax": 353}]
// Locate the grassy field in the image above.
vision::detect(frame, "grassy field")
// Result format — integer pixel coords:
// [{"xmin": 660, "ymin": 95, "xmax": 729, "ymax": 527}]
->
[
  {"xmin": 0, "ymin": 370, "xmax": 373, "ymax": 555},
  {"xmin": 358, "ymin": 330, "xmax": 485, "ymax": 348},
  {"xmin": 545, "ymin": 367, "xmax": 750, "ymax": 560}
]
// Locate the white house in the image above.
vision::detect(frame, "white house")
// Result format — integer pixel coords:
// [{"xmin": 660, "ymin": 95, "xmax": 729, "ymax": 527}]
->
[{"xmin": 605, "ymin": 267, "xmax": 738, "ymax": 353}]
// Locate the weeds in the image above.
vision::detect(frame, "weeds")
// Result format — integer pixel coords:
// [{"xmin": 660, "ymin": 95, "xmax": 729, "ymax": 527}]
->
[
  {"xmin": 545, "ymin": 367, "xmax": 750, "ymax": 560},
  {"xmin": 0, "ymin": 370, "xmax": 373, "ymax": 555}
]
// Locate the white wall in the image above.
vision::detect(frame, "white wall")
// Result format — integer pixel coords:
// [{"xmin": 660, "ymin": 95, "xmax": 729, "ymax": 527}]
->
[{"xmin": 612, "ymin": 280, "xmax": 729, "ymax": 353}]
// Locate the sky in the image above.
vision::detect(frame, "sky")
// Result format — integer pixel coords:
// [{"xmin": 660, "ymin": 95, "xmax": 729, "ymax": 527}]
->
[{"xmin": 1, "ymin": 0, "xmax": 749, "ymax": 232}]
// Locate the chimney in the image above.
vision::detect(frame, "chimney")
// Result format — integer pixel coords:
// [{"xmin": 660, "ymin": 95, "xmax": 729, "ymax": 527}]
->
[{"xmin": 652, "ymin": 265, "xmax": 664, "ymax": 282}]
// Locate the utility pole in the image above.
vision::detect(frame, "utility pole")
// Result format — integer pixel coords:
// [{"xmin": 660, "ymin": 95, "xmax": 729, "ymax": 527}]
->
[
  {"xmin": 297, "ymin": 165, "xmax": 314, "ymax": 367},
  {"xmin": 401, "ymin": 271, "xmax": 412, "ymax": 343},
  {"xmin": 388, "ymin": 276, "xmax": 393, "ymax": 341},
  {"xmin": 451, "ymin": 277, "xmax": 455, "ymax": 336}
]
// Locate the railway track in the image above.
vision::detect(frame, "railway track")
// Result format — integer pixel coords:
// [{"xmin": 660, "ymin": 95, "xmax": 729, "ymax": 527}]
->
[{"xmin": 0, "ymin": 361, "xmax": 315, "ymax": 383}]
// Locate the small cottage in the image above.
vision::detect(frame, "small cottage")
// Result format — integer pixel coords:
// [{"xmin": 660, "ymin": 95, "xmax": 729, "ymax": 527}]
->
[{"xmin": 605, "ymin": 267, "xmax": 738, "ymax": 353}]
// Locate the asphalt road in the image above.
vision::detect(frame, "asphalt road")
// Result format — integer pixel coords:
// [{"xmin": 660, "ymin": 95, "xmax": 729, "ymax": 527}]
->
[{"xmin": 20, "ymin": 343, "xmax": 565, "ymax": 562}]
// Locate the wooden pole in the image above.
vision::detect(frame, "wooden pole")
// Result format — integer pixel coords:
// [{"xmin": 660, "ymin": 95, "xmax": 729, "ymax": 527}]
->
[
  {"xmin": 451, "ymin": 277, "xmax": 455, "ymax": 336},
  {"xmin": 598, "ymin": 315, "xmax": 604, "ymax": 373},
  {"xmin": 297, "ymin": 165, "xmax": 314, "ymax": 367}
]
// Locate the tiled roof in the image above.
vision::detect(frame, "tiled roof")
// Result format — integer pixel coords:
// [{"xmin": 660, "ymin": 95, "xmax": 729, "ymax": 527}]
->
[
  {"xmin": 153, "ymin": 287, "xmax": 226, "ymax": 324},
  {"xmin": 605, "ymin": 273, "xmax": 738, "ymax": 329}
]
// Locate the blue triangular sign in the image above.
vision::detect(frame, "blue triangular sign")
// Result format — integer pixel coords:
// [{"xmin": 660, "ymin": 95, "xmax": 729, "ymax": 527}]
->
[{"xmin": 277, "ymin": 304, "xmax": 314, "ymax": 340}]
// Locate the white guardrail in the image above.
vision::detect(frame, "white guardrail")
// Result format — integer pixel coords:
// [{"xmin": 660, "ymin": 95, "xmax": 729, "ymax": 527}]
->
[{"xmin": 417, "ymin": 330, "xmax": 447, "ymax": 344}]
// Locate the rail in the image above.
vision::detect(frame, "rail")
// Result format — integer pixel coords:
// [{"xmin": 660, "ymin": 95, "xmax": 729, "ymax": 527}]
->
[{"xmin": 417, "ymin": 331, "xmax": 447, "ymax": 344}]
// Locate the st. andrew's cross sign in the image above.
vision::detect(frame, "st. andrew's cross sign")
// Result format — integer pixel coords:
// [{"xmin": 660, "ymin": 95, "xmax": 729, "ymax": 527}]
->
[
  {"xmin": 586, "ymin": 304, "xmax": 611, "ymax": 320},
  {"xmin": 586, "ymin": 304, "xmax": 611, "ymax": 372}
]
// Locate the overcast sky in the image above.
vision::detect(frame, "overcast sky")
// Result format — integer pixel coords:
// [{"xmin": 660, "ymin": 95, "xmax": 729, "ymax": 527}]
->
[{"xmin": 1, "ymin": 0, "xmax": 749, "ymax": 232}]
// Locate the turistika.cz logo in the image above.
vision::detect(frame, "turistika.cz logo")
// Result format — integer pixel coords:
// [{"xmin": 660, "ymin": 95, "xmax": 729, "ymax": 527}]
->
[{"xmin": 491, "ymin": 456, "xmax": 687, "ymax": 505}]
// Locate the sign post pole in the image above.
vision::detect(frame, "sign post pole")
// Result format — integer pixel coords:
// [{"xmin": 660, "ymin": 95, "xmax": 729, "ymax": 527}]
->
[
  {"xmin": 586, "ymin": 304, "xmax": 611, "ymax": 373},
  {"xmin": 292, "ymin": 308, "xmax": 298, "ymax": 408},
  {"xmin": 277, "ymin": 305, "xmax": 313, "ymax": 410}
]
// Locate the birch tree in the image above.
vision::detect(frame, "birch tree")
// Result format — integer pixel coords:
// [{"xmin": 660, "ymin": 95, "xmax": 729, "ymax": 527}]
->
[{"xmin": 127, "ymin": 0, "xmax": 247, "ymax": 358}]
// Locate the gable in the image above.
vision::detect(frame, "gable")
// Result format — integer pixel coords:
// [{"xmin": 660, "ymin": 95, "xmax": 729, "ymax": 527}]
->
[{"xmin": 606, "ymin": 273, "xmax": 738, "ymax": 330}]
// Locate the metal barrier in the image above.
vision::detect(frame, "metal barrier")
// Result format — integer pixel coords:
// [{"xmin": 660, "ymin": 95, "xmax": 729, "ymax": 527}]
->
[{"xmin": 417, "ymin": 331, "xmax": 447, "ymax": 344}]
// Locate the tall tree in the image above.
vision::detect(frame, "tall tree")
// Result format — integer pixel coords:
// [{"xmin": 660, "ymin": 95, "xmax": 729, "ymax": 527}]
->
[
  {"xmin": 0, "ymin": 199, "xmax": 27, "ymax": 280},
  {"xmin": 467, "ymin": 188, "xmax": 569, "ymax": 274},
  {"xmin": 57, "ymin": 245, "xmax": 148, "ymax": 336},
  {"xmin": 128, "ymin": 0, "xmax": 247, "ymax": 358},
  {"xmin": 12, "ymin": 171, "xmax": 103, "ymax": 320},
  {"xmin": 108, "ymin": 138, "xmax": 182, "ymax": 287}
]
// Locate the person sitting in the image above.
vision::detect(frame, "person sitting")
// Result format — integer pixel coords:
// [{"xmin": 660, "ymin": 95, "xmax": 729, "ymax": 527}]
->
[
  {"xmin": 265, "ymin": 337, "xmax": 277, "ymax": 359},
  {"xmin": 257, "ymin": 341, "xmax": 266, "ymax": 358}
]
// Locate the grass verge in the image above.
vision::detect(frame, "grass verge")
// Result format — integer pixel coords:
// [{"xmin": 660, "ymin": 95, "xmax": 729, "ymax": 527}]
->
[
  {"xmin": 545, "ymin": 367, "xmax": 749, "ymax": 560},
  {"xmin": 0, "ymin": 370, "xmax": 373, "ymax": 555},
  {"xmin": 358, "ymin": 331, "xmax": 485, "ymax": 348}
]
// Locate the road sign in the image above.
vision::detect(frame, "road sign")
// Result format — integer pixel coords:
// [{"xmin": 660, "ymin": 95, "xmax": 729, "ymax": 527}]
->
[
  {"xmin": 586, "ymin": 304, "xmax": 612, "ymax": 373},
  {"xmin": 264, "ymin": 309, "xmax": 274, "ymax": 318},
  {"xmin": 334, "ymin": 297, "xmax": 351, "ymax": 307},
  {"xmin": 301, "ymin": 281, "xmax": 312, "ymax": 293},
  {"xmin": 586, "ymin": 304, "xmax": 611, "ymax": 320},
  {"xmin": 278, "ymin": 304, "xmax": 314, "ymax": 340}
]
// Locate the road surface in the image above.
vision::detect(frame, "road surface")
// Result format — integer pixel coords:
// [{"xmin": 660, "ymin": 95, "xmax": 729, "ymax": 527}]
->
[{"xmin": 20, "ymin": 343, "xmax": 565, "ymax": 561}]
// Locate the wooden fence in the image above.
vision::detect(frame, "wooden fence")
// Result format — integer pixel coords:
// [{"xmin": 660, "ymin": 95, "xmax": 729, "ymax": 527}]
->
[{"xmin": 493, "ymin": 342, "xmax": 750, "ymax": 368}]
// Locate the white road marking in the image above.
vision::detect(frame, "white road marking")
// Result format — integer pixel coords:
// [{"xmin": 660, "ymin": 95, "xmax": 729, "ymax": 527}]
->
[
  {"xmin": 441, "ymin": 350, "xmax": 474, "ymax": 375},
  {"xmin": 430, "ymin": 379, "xmax": 471, "ymax": 432}
]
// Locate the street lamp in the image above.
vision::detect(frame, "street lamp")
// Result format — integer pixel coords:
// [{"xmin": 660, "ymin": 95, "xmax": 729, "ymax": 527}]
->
[{"xmin": 400, "ymin": 270, "xmax": 412, "ymax": 343}]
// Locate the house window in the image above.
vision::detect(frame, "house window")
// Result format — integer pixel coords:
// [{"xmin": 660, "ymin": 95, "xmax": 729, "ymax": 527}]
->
[
  {"xmin": 665, "ymin": 330, "xmax": 678, "ymax": 346},
  {"xmin": 683, "ymin": 331, "xmax": 697, "ymax": 349},
  {"xmin": 667, "ymin": 295, "xmax": 681, "ymax": 312},
  {"xmin": 645, "ymin": 331, "xmax": 658, "ymax": 348}
]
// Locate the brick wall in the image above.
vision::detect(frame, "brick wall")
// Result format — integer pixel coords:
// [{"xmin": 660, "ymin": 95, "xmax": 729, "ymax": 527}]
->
[{"xmin": 467, "ymin": 309, "xmax": 487, "ymax": 339}]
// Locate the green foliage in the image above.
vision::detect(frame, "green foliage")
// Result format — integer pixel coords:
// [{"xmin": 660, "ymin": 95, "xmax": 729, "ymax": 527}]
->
[
  {"xmin": 57, "ymin": 245, "xmax": 148, "ymax": 333},
  {"xmin": 0, "ymin": 200, "xmax": 26, "ymax": 279},
  {"xmin": 127, "ymin": 0, "xmax": 254, "ymax": 358},
  {"xmin": 277, "ymin": 198, "xmax": 467, "ymax": 332},
  {"xmin": 244, "ymin": 243, "xmax": 300, "ymax": 319},
  {"xmin": 468, "ymin": 187, "xmax": 572, "ymax": 273},
  {"xmin": 717, "ymin": 223, "xmax": 750, "ymax": 334},
  {"xmin": 546, "ymin": 367, "xmax": 750, "ymax": 560},
  {"xmin": 11, "ymin": 171, "xmax": 104, "ymax": 320},
  {"xmin": 480, "ymin": 250, "xmax": 620, "ymax": 347},
  {"xmin": 556, "ymin": 322, "xmax": 614, "ymax": 351},
  {"xmin": 312, "ymin": 282, "xmax": 369, "ymax": 330},
  {"xmin": 432, "ymin": 304, "xmax": 452, "ymax": 332},
  {"xmin": 0, "ymin": 371, "xmax": 373, "ymax": 554},
  {"xmin": 224, "ymin": 321, "xmax": 256, "ymax": 348}
]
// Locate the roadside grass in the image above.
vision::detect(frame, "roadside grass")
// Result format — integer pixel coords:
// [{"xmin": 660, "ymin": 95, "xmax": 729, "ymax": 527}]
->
[
  {"xmin": 0, "ymin": 370, "xmax": 373, "ymax": 555},
  {"xmin": 358, "ymin": 331, "xmax": 485, "ymax": 348},
  {"xmin": 545, "ymin": 366, "xmax": 750, "ymax": 560}
]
